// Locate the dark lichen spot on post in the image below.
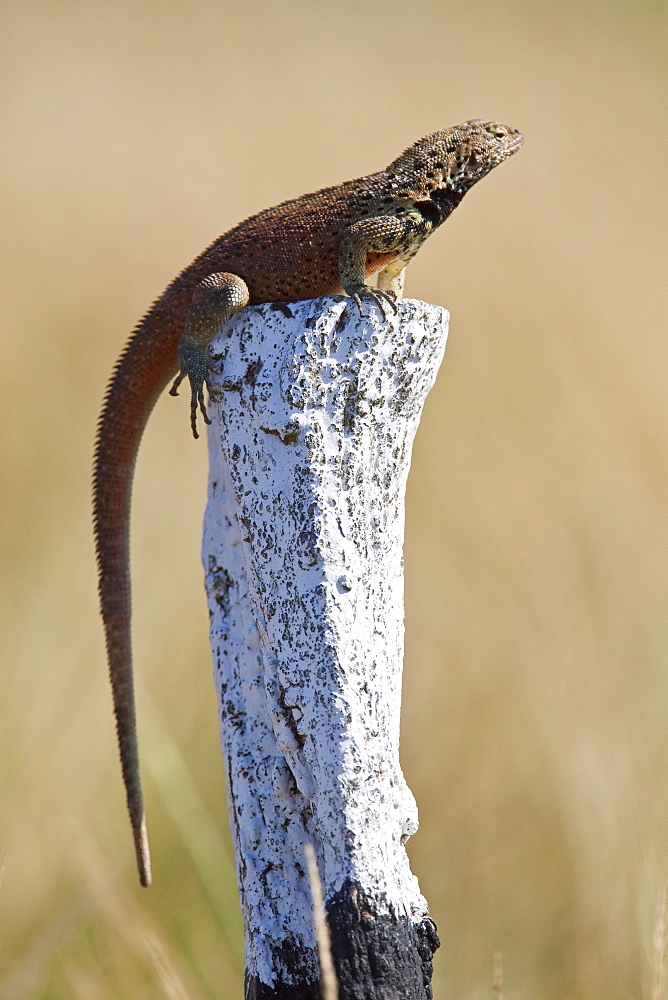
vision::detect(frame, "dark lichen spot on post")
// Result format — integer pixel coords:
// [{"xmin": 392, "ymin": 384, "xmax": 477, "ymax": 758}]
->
[
  {"xmin": 342, "ymin": 376, "xmax": 361, "ymax": 434},
  {"xmin": 270, "ymin": 303, "xmax": 295, "ymax": 320},
  {"xmin": 223, "ymin": 697, "xmax": 246, "ymax": 733},
  {"xmin": 332, "ymin": 308, "xmax": 350, "ymax": 337},
  {"xmin": 245, "ymin": 359, "xmax": 264, "ymax": 385},
  {"xmin": 207, "ymin": 556, "xmax": 234, "ymax": 618},
  {"xmin": 260, "ymin": 422, "xmax": 300, "ymax": 445},
  {"xmin": 274, "ymin": 682, "xmax": 306, "ymax": 749}
]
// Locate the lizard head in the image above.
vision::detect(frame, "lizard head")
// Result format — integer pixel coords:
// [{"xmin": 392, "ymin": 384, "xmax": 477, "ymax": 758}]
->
[
  {"xmin": 447, "ymin": 120, "xmax": 524, "ymax": 194},
  {"xmin": 388, "ymin": 120, "xmax": 524, "ymax": 200}
]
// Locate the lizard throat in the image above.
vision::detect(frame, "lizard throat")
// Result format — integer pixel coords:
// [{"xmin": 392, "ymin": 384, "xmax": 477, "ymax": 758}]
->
[{"xmin": 414, "ymin": 186, "xmax": 463, "ymax": 228}]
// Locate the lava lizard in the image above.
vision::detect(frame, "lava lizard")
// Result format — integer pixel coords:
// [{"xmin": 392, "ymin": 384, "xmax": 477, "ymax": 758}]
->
[{"xmin": 93, "ymin": 119, "xmax": 524, "ymax": 886}]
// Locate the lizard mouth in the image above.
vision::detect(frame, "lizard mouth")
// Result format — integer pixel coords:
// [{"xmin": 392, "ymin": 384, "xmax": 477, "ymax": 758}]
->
[{"xmin": 505, "ymin": 132, "xmax": 525, "ymax": 154}]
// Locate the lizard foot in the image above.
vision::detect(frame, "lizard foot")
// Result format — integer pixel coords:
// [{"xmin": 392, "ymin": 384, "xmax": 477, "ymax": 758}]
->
[
  {"xmin": 350, "ymin": 286, "xmax": 398, "ymax": 317},
  {"xmin": 169, "ymin": 341, "xmax": 214, "ymax": 440}
]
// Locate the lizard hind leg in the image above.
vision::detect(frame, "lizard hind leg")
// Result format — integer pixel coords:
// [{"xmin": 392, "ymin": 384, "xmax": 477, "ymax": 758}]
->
[{"xmin": 170, "ymin": 272, "xmax": 250, "ymax": 439}]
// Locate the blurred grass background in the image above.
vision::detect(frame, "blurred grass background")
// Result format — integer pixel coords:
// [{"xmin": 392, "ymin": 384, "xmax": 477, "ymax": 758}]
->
[{"xmin": 1, "ymin": 0, "xmax": 667, "ymax": 996}]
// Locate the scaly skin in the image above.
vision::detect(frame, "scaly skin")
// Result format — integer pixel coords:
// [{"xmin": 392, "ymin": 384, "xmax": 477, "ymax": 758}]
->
[{"xmin": 93, "ymin": 120, "xmax": 523, "ymax": 886}]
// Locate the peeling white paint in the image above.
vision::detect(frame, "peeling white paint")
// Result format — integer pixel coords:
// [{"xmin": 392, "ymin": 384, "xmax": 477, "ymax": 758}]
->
[{"xmin": 202, "ymin": 296, "xmax": 448, "ymax": 986}]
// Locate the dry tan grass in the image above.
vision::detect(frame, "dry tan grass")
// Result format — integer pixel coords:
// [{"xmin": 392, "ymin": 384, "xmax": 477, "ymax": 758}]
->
[
  {"xmin": 492, "ymin": 952, "xmax": 503, "ymax": 1000},
  {"xmin": 1, "ymin": 1, "xmax": 667, "ymax": 997},
  {"xmin": 305, "ymin": 844, "xmax": 339, "ymax": 1000},
  {"xmin": 649, "ymin": 888, "xmax": 667, "ymax": 1000}
]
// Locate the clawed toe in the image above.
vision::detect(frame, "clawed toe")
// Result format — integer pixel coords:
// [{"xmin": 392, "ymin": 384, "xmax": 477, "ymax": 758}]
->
[
  {"xmin": 351, "ymin": 286, "xmax": 398, "ymax": 317},
  {"xmin": 171, "ymin": 341, "xmax": 214, "ymax": 439}
]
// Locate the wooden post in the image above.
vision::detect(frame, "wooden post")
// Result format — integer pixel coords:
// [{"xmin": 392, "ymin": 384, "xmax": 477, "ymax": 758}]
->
[{"xmin": 203, "ymin": 296, "xmax": 447, "ymax": 999}]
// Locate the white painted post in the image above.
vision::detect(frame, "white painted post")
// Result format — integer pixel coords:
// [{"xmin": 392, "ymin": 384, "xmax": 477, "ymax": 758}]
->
[{"xmin": 202, "ymin": 296, "xmax": 447, "ymax": 999}]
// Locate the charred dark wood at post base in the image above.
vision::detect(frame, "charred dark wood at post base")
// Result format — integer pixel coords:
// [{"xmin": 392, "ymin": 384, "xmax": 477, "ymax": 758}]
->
[
  {"xmin": 245, "ymin": 880, "xmax": 440, "ymax": 999},
  {"xmin": 245, "ymin": 938, "xmax": 319, "ymax": 1000},
  {"xmin": 327, "ymin": 881, "xmax": 440, "ymax": 1000}
]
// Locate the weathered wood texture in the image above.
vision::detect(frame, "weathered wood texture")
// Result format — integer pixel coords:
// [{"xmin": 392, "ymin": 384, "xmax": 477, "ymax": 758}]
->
[{"xmin": 203, "ymin": 296, "xmax": 448, "ymax": 998}]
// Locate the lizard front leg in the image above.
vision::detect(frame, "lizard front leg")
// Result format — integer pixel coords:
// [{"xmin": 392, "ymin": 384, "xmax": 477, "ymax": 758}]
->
[
  {"xmin": 338, "ymin": 211, "xmax": 430, "ymax": 312},
  {"xmin": 170, "ymin": 272, "xmax": 250, "ymax": 438}
]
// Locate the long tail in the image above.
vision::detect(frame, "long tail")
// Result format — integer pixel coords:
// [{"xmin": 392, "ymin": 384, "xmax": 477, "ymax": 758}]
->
[{"xmin": 93, "ymin": 280, "xmax": 191, "ymax": 886}]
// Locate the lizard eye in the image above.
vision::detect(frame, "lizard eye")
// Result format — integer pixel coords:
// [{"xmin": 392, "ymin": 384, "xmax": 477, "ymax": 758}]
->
[{"xmin": 491, "ymin": 126, "xmax": 508, "ymax": 139}]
